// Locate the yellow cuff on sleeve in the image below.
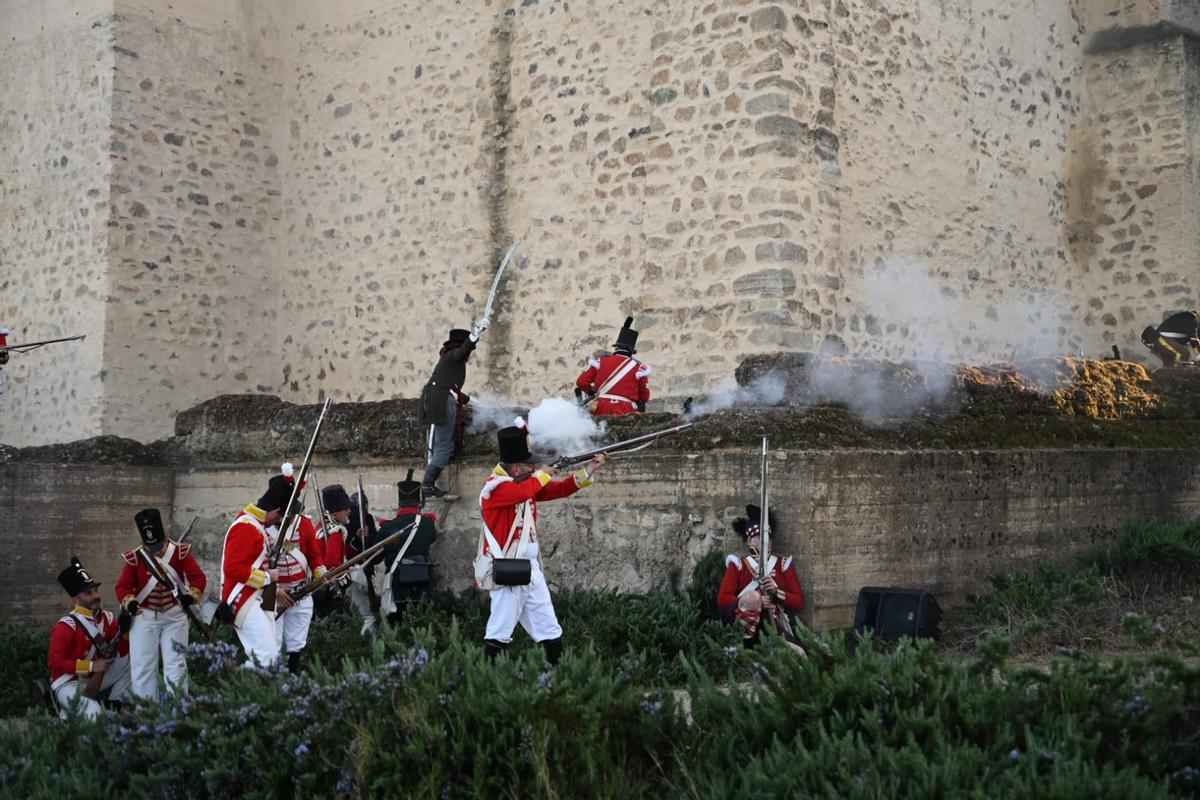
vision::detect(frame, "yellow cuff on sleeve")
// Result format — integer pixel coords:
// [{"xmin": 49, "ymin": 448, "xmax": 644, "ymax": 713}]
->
[
  {"xmin": 313, "ymin": 566, "xmax": 327, "ymax": 580},
  {"xmin": 187, "ymin": 587, "xmax": 202, "ymax": 602},
  {"xmin": 76, "ymin": 659, "xmax": 92, "ymax": 675},
  {"xmin": 246, "ymin": 569, "xmax": 270, "ymax": 589},
  {"xmin": 121, "ymin": 595, "xmax": 137, "ymax": 609},
  {"xmin": 533, "ymin": 470, "xmax": 552, "ymax": 487},
  {"xmin": 572, "ymin": 468, "xmax": 593, "ymax": 488}
]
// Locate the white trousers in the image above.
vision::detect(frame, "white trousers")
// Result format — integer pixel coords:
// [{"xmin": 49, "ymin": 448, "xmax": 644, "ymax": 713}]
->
[
  {"xmin": 274, "ymin": 594, "xmax": 314, "ymax": 654},
  {"xmin": 236, "ymin": 603, "xmax": 280, "ymax": 667},
  {"xmin": 129, "ymin": 606, "xmax": 189, "ymax": 700},
  {"xmin": 55, "ymin": 656, "xmax": 131, "ymax": 719},
  {"xmin": 348, "ymin": 570, "xmax": 378, "ymax": 634},
  {"xmin": 485, "ymin": 559, "xmax": 563, "ymax": 643}
]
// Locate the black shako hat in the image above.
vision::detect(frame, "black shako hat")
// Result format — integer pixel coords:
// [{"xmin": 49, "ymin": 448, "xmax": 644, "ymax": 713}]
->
[
  {"xmin": 497, "ymin": 420, "xmax": 535, "ymax": 464},
  {"xmin": 135, "ymin": 508, "xmax": 167, "ymax": 549},
  {"xmin": 322, "ymin": 484, "xmax": 352, "ymax": 514},
  {"xmin": 397, "ymin": 468, "xmax": 423, "ymax": 505},
  {"xmin": 731, "ymin": 504, "xmax": 778, "ymax": 540},
  {"xmin": 442, "ymin": 328, "xmax": 471, "ymax": 350},
  {"xmin": 258, "ymin": 474, "xmax": 294, "ymax": 512},
  {"xmin": 613, "ymin": 316, "xmax": 638, "ymax": 354},
  {"xmin": 58, "ymin": 556, "xmax": 101, "ymax": 596}
]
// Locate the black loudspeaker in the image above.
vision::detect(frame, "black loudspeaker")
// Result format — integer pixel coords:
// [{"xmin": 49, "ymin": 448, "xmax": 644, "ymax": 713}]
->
[{"xmin": 854, "ymin": 587, "xmax": 942, "ymax": 640}]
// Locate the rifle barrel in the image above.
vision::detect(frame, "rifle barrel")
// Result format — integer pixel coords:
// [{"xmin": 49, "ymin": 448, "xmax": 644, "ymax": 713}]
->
[{"xmin": 551, "ymin": 422, "xmax": 693, "ymax": 468}]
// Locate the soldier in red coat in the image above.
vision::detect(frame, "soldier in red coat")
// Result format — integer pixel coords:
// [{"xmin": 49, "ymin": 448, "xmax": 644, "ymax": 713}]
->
[
  {"xmin": 0, "ymin": 326, "xmax": 9, "ymax": 395},
  {"xmin": 219, "ymin": 470, "xmax": 297, "ymax": 666},
  {"xmin": 477, "ymin": 420, "xmax": 607, "ymax": 665},
  {"xmin": 717, "ymin": 505, "xmax": 805, "ymax": 649},
  {"xmin": 266, "ymin": 464, "xmax": 327, "ymax": 673},
  {"xmin": 575, "ymin": 317, "xmax": 651, "ymax": 416},
  {"xmin": 115, "ymin": 508, "xmax": 207, "ymax": 700},
  {"xmin": 48, "ymin": 557, "xmax": 130, "ymax": 719}
]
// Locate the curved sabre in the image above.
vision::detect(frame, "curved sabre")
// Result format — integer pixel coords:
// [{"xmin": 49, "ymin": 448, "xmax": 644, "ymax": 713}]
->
[{"xmin": 483, "ymin": 238, "xmax": 523, "ymax": 320}]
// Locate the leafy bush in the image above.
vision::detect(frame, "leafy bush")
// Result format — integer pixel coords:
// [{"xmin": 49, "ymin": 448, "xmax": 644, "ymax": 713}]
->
[{"xmin": 0, "ymin": 625, "xmax": 49, "ymax": 713}]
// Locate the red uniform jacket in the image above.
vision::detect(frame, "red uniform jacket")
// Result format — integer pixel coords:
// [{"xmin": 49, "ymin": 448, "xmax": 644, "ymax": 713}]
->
[
  {"xmin": 315, "ymin": 516, "xmax": 348, "ymax": 570},
  {"xmin": 48, "ymin": 606, "xmax": 129, "ymax": 691},
  {"xmin": 717, "ymin": 554, "xmax": 805, "ymax": 618},
  {"xmin": 221, "ymin": 505, "xmax": 274, "ymax": 622},
  {"xmin": 273, "ymin": 514, "xmax": 326, "ymax": 589},
  {"xmin": 479, "ymin": 466, "xmax": 591, "ymax": 555},
  {"xmin": 0, "ymin": 327, "xmax": 8, "ymax": 366},
  {"xmin": 575, "ymin": 354, "xmax": 651, "ymax": 416},
  {"xmin": 115, "ymin": 541, "xmax": 207, "ymax": 612}
]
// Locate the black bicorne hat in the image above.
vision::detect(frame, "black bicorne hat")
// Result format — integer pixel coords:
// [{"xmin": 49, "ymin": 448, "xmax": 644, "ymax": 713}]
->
[
  {"xmin": 613, "ymin": 316, "xmax": 638, "ymax": 353},
  {"xmin": 135, "ymin": 508, "xmax": 167, "ymax": 548},
  {"xmin": 732, "ymin": 504, "xmax": 778, "ymax": 540},
  {"xmin": 58, "ymin": 556, "xmax": 101, "ymax": 596},
  {"xmin": 497, "ymin": 420, "xmax": 535, "ymax": 464},
  {"xmin": 397, "ymin": 468, "xmax": 423, "ymax": 505},
  {"xmin": 322, "ymin": 484, "xmax": 352, "ymax": 514},
  {"xmin": 443, "ymin": 328, "xmax": 471, "ymax": 349}
]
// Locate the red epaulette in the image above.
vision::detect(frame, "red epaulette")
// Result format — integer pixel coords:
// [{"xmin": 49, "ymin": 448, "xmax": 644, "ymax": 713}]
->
[
  {"xmin": 122, "ymin": 550, "xmax": 138, "ymax": 566},
  {"xmin": 176, "ymin": 542, "xmax": 192, "ymax": 558}
]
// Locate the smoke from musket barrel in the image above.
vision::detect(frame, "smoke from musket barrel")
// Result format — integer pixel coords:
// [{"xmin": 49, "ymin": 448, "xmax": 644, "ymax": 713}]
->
[
  {"xmin": 682, "ymin": 371, "xmax": 787, "ymax": 418},
  {"xmin": 467, "ymin": 394, "xmax": 608, "ymax": 456}
]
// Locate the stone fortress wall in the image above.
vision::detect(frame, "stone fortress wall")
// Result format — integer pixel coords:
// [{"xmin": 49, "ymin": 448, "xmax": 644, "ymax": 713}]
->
[{"xmin": 2, "ymin": 0, "xmax": 1199, "ymax": 446}]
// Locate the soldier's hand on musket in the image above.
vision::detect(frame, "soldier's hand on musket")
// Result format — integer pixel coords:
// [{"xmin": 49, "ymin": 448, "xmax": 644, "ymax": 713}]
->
[
  {"xmin": 587, "ymin": 453, "xmax": 609, "ymax": 474},
  {"xmin": 538, "ymin": 465, "xmax": 559, "ymax": 478},
  {"xmin": 276, "ymin": 588, "xmax": 295, "ymax": 610},
  {"xmin": 760, "ymin": 575, "xmax": 778, "ymax": 595},
  {"xmin": 92, "ymin": 658, "xmax": 112, "ymax": 675}
]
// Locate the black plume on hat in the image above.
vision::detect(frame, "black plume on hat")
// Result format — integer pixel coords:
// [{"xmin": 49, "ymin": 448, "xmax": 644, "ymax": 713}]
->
[
  {"xmin": 731, "ymin": 504, "xmax": 778, "ymax": 540},
  {"xmin": 322, "ymin": 484, "xmax": 352, "ymax": 514},
  {"xmin": 614, "ymin": 316, "xmax": 638, "ymax": 354},
  {"xmin": 397, "ymin": 468, "xmax": 422, "ymax": 505},
  {"xmin": 58, "ymin": 556, "xmax": 101, "ymax": 597},
  {"xmin": 135, "ymin": 508, "xmax": 166, "ymax": 548}
]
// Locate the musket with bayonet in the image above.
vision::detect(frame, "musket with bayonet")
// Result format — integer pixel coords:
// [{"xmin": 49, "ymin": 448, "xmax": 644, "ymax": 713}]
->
[
  {"xmin": 262, "ymin": 397, "xmax": 332, "ymax": 613},
  {"xmin": 548, "ymin": 422, "xmax": 694, "ymax": 469},
  {"xmin": 286, "ymin": 516, "xmax": 421, "ymax": 603},
  {"xmin": 758, "ymin": 437, "xmax": 799, "ymax": 645},
  {"xmin": 356, "ymin": 474, "xmax": 381, "ymax": 613},
  {"xmin": 135, "ymin": 515, "xmax": 214, "ymax": 642},
  {"xmin": 0, "ymin": 334, "xmax": 86, "ymax": 356}
]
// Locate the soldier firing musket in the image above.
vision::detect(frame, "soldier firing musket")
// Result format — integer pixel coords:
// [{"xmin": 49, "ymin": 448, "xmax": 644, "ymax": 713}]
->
[
  {"xmin": 116, "ymin": 510, "xmax": 210, "ymax": 700},
  {"xmin": 717, "ymin": 437, "xmax": 807, "ymax": 655},
  {"xmin": 284, "ymin": 515, "xmax": 421, "ymax": 604},
  {"xmin": 574, "ymin": 317, "xmax": 652, "ymax": 416},
  {"xmin": 418, "ymin": 238, "xmax": 523, "ymax": 500}
]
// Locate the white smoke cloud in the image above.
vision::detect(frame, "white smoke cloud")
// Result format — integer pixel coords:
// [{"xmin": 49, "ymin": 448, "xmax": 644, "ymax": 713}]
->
[
  {"xmin": 683, "ymin": 371, "xmax": 787, "ymax": 418},
  {"xmin": 465, "ymin": 393, "xmax": 522, "ymax": 435},
  {"xmin": 527, "ymin": 397, "xmax": 607, "ymax": 457}
]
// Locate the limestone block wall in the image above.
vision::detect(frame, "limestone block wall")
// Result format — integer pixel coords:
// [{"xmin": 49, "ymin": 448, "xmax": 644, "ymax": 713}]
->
[
  {"xmin": 0, "ymin": 463, "xmax": 174, "ymax": 626},
  {"xmin": 102, "ymin": 1, "xmax": 288, "ymax": 436},
  {"xmin": 0, "ymin": 1, "xmax": 115, "ymax": 444},
  {"xmin": 166, "ymin": 447, "xmax": 1200, "ymax": 631}
]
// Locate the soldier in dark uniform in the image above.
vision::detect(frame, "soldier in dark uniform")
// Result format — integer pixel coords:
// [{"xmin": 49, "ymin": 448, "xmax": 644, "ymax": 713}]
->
[
  {"xmin": 370, "ymin": 469, "xmax": 439, "ymax": 623},
  {"xmin": 419, "ymin": 317, "xmax": 489, "ymax": 499},
  {"xmin": 1141, "ymin": 310, "xmax": 1200, "ymax": 368}
]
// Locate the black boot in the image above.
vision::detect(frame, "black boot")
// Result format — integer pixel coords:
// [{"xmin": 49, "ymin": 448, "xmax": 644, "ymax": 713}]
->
[
  {"xmin": 484, "ymin": 639, "xmax": 508, "ymax": 660},
  {"xmin": 542, "ymin": 637, "xmax": 563, "ymax": 666},
  {"xmin": 421, "ymin": 465, "xmax": 448, "ymax": 499},
  {"xmin": 287, "ymin": 651, "xmax": 303, "ymax": 674}
]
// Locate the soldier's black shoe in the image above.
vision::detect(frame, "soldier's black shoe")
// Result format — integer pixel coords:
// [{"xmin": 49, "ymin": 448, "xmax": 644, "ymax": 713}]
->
[{"xmin": 421, "ymin": 484, "xmax": 448, "ymax": 500}]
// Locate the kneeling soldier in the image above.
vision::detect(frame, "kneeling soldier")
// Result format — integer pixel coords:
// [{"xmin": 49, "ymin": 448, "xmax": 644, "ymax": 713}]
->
[
  {"xmin": 48, "ymin": 557, "xmax": 131, "ymax": 718},
  {"xmin": 115, "ymin": 508, "xmax": 207, "ymax": 700},
  {"xmin": 478, "ymin": 420, "xmax": 607, "ymax": 665},
  {"xmin": 717, "ymin": 505, "xmax": 806, "ymax": 649}
]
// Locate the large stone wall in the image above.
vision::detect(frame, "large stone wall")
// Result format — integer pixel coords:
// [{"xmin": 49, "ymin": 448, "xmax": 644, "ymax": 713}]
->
[{"xmin": 2, "ymin": 0, "xmax": 1199, "ymax": 446}]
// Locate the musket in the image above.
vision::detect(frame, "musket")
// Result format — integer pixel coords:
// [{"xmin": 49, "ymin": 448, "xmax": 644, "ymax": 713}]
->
[
  {"xmin": 481, "ymin": 238, "xmax": 523, "ymax": 323},
  {"xmin": 262, "ymin": 397, "xmax": 332, "ymax": 613},
  {"xmin": 136, "ymin": 533, "xmax": 214, "ymax": 643},
  {"xmin": 287, "ymin": 517, "xmax": 420, "ymax": 603},
  {"xmin": 76, "ymin": 613, "xmax": 120, "ymax": 700},
  {"xmin": 549, "ymin": 422, "xmax": 693, "ymax": 469},
  {"xmin": 357, "ymin": 474, "xmax": 380, "ymax": 614},
  {"xmin": 176, "ymin": 514, "xmax": 200, "ymax": 544},
  {"xmin": 0, "ymin": 334, "xmax": 86, "ymax": 355},
  {"xmin": 758, "ymin": 437, "xmax": 799, "ymax": 645}
]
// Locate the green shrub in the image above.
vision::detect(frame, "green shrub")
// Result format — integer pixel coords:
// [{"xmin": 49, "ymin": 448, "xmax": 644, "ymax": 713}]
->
[{"xmin": 0, "ymin": 625, "xmax": 49, "ymax": 715}]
